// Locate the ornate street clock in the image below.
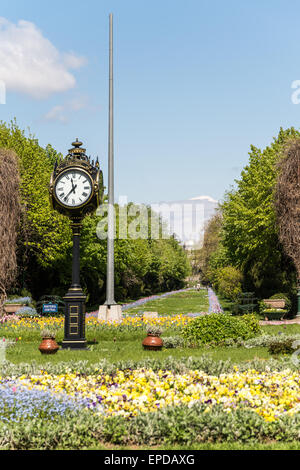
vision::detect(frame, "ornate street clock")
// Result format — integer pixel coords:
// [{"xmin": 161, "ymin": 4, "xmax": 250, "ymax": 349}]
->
[{"xmin": 49, "ymin": 139, "xmax": 104, "ymax": 349}]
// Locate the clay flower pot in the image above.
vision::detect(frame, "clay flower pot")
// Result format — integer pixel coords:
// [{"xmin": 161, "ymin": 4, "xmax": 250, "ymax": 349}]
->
[
  {"xmin": 4, "ymin": 304, "xmax": 23, "ymax": 314},
  {"xmin": 142, "ymin": 334, "xmax": 163, "ymax": 351},
  {"xmin": 39, "ymin": 337, "xmax": 59, "ymax": 354}
]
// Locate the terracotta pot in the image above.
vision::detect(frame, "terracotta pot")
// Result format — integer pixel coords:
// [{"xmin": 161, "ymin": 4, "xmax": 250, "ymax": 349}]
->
[
  {"xmin": 39, "ymin": 337, "xmax": 59, "ymax": 354},
  {"xmin": 4, "ymin": 304, "xmax": 23, "ymax": 314},
  {"xmin": 142, "ymin": 334, "xmax": 163, "ymax": 351}
]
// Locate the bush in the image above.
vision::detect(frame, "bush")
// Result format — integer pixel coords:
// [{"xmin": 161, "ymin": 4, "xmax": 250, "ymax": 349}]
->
[
  {"xmin": 214, "ymin": 266, "xmax": 243, "ymax": 301},
  {"xmin": 267, "ymin": 337, "xmax": 299, "ymax": 355},
  {"xmin": 240, "ymin": 313, "xmax": 262, "ymax": 336},
  {"xmin": 182, "ymin": 313, "xmax": 261, "ymax": 346},
  {"xmin": 162, "ymin": 336, "xmax": 185, "ymax": 349},
  {"xmin": 243, "ymin": 333, "xmax": 300, "ymax": 349}
]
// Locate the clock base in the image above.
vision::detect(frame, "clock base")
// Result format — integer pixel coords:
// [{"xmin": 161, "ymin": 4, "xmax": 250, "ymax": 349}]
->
[
  {"xmin": 61, "ymin": 340, "xmax": 88, "ymax": 350},
  {"xmin": 62, "ymin": 288, "xmax": 87, "ymax": 350}
]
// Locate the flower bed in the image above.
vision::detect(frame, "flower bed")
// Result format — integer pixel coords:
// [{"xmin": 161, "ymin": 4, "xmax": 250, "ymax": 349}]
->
[
  {"xmin": 0, "ymin": 314, "xmax": 193, "ymax": 335},
  {"xmin": 1, "ymin": 355, "xmax": 300, "ymax": 448},
  {"xmin": 3, "ymin": 367, "xmax": 299, "ymax": 423}
]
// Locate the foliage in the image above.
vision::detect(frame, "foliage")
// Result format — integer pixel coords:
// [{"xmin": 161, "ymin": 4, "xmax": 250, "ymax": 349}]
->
[
  {"xmin": 100, "ymin": 404, "xmax": 300, "ymax": 446},
  {"xmin": 182, "ymin": 313, "xmax": 261, "ymax": 346},
  {"xmin": 196, "ymin": 212, "xmax": 223, "ymax": 283},
  {"xmin": 267, "ymin": 337, "xmax": 299, "ymax": 355},
  {"xmin": 1, "ymin": 398, "xmax": 300, "ymax": 449},
  {"xmin": 220, "ymin": 128, "xmax": 300, "ymax": 298},
  {"xmin": 243, "ymin": 333, "xmax": 300, "ymax": 349},
  {"xmin": 275, "ymin": 138, "xmax": 300, "ymax": 277},
  {"xmin": 162, "ymin": 336, "xmax": 185, "ymax": 349},
  {"xmin": 239, "ymin": 313, "xmax": 262, "ymax": 336},
  {"xmin": 0, "ymin": 120, "xmax": 71, "ymax": 299},
  {"xmin": 40, "ymin": 328, "xmax": 57, "ymax": 339},
  {"xmin": 214, "ymin": 266, "xmax": 243, "ymax": 301},
  {"xmin": 0, "ymin": 149, "xmax": 20, "ymax": 308},
  {"xmin": 146, "ymin": 324, "xmax": 163, "ymax": 336}
]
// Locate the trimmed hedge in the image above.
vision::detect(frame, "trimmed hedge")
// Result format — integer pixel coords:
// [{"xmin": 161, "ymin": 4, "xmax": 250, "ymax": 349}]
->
[{"xmin": 182, "ymin": 313, "xmax": 261, "ymax": 346}]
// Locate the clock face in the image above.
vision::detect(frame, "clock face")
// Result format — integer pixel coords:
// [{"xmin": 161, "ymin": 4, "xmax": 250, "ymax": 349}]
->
[{"xmin": 54, "ymin": 169, "xmax": 93, "ymax": 208}]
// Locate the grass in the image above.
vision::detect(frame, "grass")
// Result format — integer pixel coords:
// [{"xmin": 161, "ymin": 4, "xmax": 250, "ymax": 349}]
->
[
  {"xmin": 5, "ymin": 336, "xmax": 274, "ymax": 365},
  {"xmin": 3, "ymin": 321, "xmax": 300, "ymax": 365},
  {"xmin": 124, "ymin": 289, "xmax": 209, "ymax": 316}
]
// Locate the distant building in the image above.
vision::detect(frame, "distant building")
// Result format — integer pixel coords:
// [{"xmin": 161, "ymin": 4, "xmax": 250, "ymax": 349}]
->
[{"xmin": 153, "ymin": 195, "xmax": 219, "ymax": 249}]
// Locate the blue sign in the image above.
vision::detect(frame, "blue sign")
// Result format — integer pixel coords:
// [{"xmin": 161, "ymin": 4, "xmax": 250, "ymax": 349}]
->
[{"xmin": 42, "ymin": 303, "xmax": 58, "ymax": 314}]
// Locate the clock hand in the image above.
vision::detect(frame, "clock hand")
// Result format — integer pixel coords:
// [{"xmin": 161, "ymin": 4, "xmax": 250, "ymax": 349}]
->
[{"xmin": 64, "ymin": 184, "xmax": 77, "ymax": 201}]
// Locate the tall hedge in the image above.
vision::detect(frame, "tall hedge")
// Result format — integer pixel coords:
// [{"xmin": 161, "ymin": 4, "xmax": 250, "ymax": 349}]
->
[{"xmin": 0, "ymin": 148, "xmax": 20, "ymax": 306}]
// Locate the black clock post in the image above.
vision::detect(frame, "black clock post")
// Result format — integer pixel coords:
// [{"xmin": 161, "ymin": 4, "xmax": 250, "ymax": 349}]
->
[
  {"xmin": 49, "ymin": 139, "xmax": 104, "ymax": 350},
  {"xmin": 62, "ymin": 219, "xmax": 87, "ymax": 349}
]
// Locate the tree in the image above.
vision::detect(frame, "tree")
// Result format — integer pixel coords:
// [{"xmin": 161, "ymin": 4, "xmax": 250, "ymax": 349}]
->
[
  {"xmin": 0, "ymin": 149, "xmax": 20, "ymax": 307},
  {"xmin": 221, "ymin": 127, "xmax": 299, "ymax": 297},
  {"xmin": 197, "ymin": 212, "xmax": 224, "ymax": 284},
  {"xmin": 0, "ymin": 120, "xmax": 71, "ymax": 295}
]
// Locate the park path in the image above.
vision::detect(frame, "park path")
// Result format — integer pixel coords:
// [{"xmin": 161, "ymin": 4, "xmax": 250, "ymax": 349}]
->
[
  {"xmin": 259, "ymin": 317, "xmax": 300, "ymax": 325},
  {"xmin": 87, "ymin": 286, "xmax": 222, "ymax": 317}
]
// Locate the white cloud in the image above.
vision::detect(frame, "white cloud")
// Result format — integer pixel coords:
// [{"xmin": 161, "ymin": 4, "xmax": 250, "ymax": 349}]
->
[
  {"xmin": 43, "ymin": 96, "xmax": 89, "ymax": 123},
  {"xmin": 63, "ymin": 52, "xmax": 88, "ymax": 70},
  {"xmin": 44, "ymin": 105, "xmax": 68, "ymax": 123},
  {"xmin": 0, "ymin": 17, "xmax": 87, "ymax": 99}
]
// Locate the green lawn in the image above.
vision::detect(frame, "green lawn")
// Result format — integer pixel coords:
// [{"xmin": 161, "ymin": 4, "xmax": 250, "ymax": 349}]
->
[
  {"xmin": 5, "ymin": 337, "xmax": 274, "ymax": 365},
  {"xmin": 4, "ymin": 322, "xmax": 300, "ymax": 365},
  {"xmin": 124, "ymin": 289, "xmax": 209, "ymax": 315}
]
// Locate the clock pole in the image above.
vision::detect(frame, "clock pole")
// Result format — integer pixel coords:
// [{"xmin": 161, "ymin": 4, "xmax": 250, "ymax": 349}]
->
[{"xmin": 62, "ymin": 219, "xmax": 87, "ymax": 350}]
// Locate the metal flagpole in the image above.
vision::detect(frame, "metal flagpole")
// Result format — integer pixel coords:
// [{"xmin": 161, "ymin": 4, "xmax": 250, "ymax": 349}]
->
[
  {"xmin": 106, "ymin": 13, "xmax": 116, "ymax": 306},
  {"xmin": 98, "ymin": 14, "xmax": 122, "ymax": 322}
]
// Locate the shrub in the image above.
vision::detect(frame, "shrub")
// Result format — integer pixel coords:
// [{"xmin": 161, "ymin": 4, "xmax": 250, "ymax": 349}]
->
[
  {"xmin": 162, "ymin": 336, "xmax": 185, "ymax": 349},
  {"xmin": 214, "ymin": 266, "xmax": 243, "ymax": 301},
  {"xmin": 267, "ymin": 337, "xmax": 299, "ymax": 355},
  {"xmin": 243, "ymin": 333, "xmax": 300, "ymax": 349},
  {"xmin": 240, "ymin": 314, "xmax": 262, "ymax": 336},
  {"xmin": 182, "ymin": 313, "xmax": 261, "ymax": 346}
]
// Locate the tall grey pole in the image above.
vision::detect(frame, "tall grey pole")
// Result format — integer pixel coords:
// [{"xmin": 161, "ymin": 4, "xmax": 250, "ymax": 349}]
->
[{"xmin": 105, "ymin": 13, "xmax": 116, "ymax": 306}]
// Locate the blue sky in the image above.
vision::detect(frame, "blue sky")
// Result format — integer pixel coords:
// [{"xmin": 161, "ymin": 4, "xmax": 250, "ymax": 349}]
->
[{"xmin": 1, "ymin": 0, "xmax": 300, "ymax": 204}]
